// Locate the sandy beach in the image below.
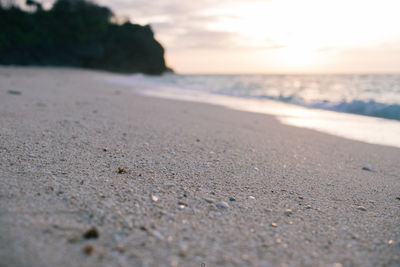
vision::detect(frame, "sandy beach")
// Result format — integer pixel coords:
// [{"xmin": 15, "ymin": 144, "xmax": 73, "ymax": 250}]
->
[{"xmin": 0, "ymin": 67, "xmax": 399, "ymax": 267}]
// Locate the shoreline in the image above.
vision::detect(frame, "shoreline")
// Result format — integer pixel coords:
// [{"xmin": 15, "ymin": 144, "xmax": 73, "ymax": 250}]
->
[
  {"xmin": 1, "ymin": 67, "xmax": 399, "ymax": 266},
  {"xmin": 106, "ymin": 73, "xmax": 400, "ymax": 149}
]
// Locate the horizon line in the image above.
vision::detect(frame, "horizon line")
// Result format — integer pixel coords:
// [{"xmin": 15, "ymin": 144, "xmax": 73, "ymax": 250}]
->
[{"xmin": 166, "ymin": 71, "xmax": 400, "ymax": 76}]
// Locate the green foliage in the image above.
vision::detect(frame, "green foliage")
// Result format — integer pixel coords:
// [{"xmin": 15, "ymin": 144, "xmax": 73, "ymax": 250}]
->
[{"xmin": 0, "ymin": 0, "xmax": 168, "ymax": 74}]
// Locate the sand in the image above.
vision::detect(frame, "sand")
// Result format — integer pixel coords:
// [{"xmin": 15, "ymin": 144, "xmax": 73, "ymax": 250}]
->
[{"xmin": 0, "ymin": 67, "xmax": 399, "ymax": 267}]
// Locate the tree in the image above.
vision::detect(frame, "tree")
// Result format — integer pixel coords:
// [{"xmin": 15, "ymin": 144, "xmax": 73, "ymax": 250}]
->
[{"xmin": 0, "ymin": 0, "xmax": 169, "ymax": 74}]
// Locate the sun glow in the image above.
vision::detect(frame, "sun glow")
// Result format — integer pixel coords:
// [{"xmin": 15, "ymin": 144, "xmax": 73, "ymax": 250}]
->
[
  {"xmin": 196, "ymin": 0, "xmax": 400, "ymax": 72},
  {"xmin": 278, "ymin": 46, "xmax": 316, "ymax": 67}
]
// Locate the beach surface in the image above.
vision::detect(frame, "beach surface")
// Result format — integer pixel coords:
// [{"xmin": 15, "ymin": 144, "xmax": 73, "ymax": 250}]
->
[{"xmin": 0, "ymin": 67, "xmax": 399, "ymax": 267}]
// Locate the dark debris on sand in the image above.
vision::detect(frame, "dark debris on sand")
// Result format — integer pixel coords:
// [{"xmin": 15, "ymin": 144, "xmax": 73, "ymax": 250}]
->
[
  {"xmin": 7, "ymin": 90, "xmax": 22, "ymax": 95},
  {"xmin": 83, "ymin": 227, "xmax": 99, "ymax": 239},
  {"xmin": 362, "ymin": 167, "xmax": 377, "ymax": 172}
]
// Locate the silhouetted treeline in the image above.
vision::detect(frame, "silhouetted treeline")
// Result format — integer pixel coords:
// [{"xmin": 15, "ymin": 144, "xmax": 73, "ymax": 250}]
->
[{"xmin": 0, "ymin": 0, "xmax": 170, "ymax": 74}]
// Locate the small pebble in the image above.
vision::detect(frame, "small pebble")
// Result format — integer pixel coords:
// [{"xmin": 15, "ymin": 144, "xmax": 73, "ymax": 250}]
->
[
  {"xmin": 216, "ymin": 201, "xmax": 229, "ymax": 209},
  {"xmin": 350, "ymin": 233, "xmax": 359, "ymax": 240},
  {"xmin": 271, "ymin": 222, "xmax": 278, "ymax": 227},
  {"xmin": 83, "ymin": 227, "xmax": 99, "ymax": 239},
  {"xmin": 249, "ymin": 196, "xmax": 255, "ymax": 200},
  {"xmin": 117, "ymin": 167, "xmax": 127, "ymax": 174},
  {"xmin": 83, "ymin": 245, "xmax": 94, "ymax": 255},
  {"xmin": 357, "ymin": 205, "xmax": 367, "ymax": 211},
  {"xmin": 284, "ymin": 209, "xmax": 293, "ymax": 216},
  {"xmin": 115, "ymin": 246, "xmax": 125, "ymax": 253},
  {"xmin": 170, "ymin": 259, "xmax": 179, "ymax": 267},
  {"xmin": 229, "ymin": 197, "xmax": 236, "ymax": 202},
  {"xmin": 151, "ymin": 230, "xmax": 164, "ymax": 241},
  {"xmin": 203, "ymin": 197, "xmax": 215, "ymax": 203},
  {"xmin": 179, "ymin": 241, "xmax": 188, "ymax": 257},
  {"xmin": 151, "ymin": 195, "xmax": 159, "ymax": 202},
  {"xmin": 178, "ymin": 201, "xmax": 187, "ymax": 206},
  {"xmin": 388, "ymin": 240, "xmax": 393, "ymax": 244}
]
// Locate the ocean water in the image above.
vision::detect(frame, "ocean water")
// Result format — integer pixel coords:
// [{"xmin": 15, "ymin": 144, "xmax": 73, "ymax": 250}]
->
[
  {"xmin": 132, "ymin": 74, "xmax": 400, "ymax": 121},
  {"xmin": 107, "ymin": 73, "xmax": 400, "ymax": 148}
]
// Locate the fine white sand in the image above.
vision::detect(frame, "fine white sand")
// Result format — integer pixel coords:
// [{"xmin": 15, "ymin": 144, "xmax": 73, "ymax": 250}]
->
[{"xmin": 0, "ymin": 67, "xmax": 399, "ymax": 267}]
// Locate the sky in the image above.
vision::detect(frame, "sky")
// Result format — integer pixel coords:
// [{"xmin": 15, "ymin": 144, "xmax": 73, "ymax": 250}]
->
[{"xmin": 39, "ymin": 0, "xmax": 400, "ymax": 73}]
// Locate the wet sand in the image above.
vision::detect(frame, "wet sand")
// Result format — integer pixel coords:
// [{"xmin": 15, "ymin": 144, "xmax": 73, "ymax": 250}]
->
[{"xmin": 0, "ymin": 67, "xmax": 399, "ymax": 266}]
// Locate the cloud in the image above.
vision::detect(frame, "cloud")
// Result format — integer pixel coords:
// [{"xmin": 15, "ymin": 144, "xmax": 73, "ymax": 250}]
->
[
  {"xmin": 168, "ymin": 29, "xmax": 239, "ymax": 50},
  {"xmin": 151, "ymin": 19, "xmax": 285, "ymax": 51},
  {"xmin": 100, "ymin": 0, "xmax": 268, "ymax": 18},
  {"xmin": 99, "ymin": 0, "xmax": 231, "ymax": 18},
  {"xmin": 96, "ymin": 0, "xmax": 278, "ymax": 51}
]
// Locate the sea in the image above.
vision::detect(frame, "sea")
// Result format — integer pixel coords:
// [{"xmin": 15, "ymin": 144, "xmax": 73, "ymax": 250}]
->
[{"xmin": 107, "ymin": 73, "xmax": 400, "ymax": 148}]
